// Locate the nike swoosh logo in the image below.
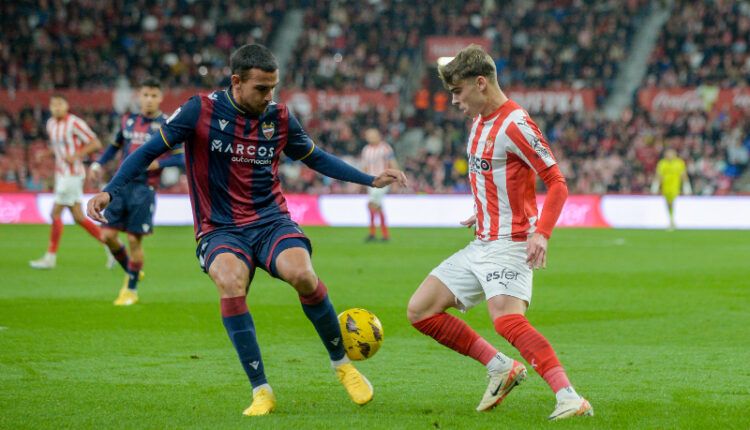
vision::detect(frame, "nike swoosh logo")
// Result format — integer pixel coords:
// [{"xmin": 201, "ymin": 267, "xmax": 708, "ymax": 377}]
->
[{"xmin": 490, "ymin": 382, "xmax": 505, "ymax": 396}]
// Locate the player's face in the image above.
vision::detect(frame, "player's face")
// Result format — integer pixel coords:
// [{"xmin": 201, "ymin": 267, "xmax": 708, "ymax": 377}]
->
[
  {"xmin": 448, "ymin": 77, "xmax": 486, "ymax": 117},
  {"xmin": 232, "ymin": 68, "xmax": 279, "ymax": 115},
  {"xmin": 364, "ymin": 128, "xmax": 381, "ymax": 145},
  {"xmin": 49, "ymin": 97, "xmax": 69, "ymax": 119},
  {"xmin": 139, "ymin": 86, "xmax": 163, "ymax": 116}
]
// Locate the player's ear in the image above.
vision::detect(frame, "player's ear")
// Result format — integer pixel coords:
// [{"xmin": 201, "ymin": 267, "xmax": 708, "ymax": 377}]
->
[
  {"xmin": 230, "ymin": 74, "xmax": 241, "ymax": 87},
  {"xmin": 476, "ymin": 76, "xmax": 487, "ymax": 91}
]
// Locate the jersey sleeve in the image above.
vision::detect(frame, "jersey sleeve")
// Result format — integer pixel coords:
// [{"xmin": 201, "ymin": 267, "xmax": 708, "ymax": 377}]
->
[
  {"xmin": 72, "ymin": 117, "xmax": 97, "ymax": 144},
  {"xmin": 504, "ymin": 114, "xmax": 557, "ymax": 173},
  {"xmin": 282, "ymin": 111, "xmax": 316, "ymax": 161},
  {"xmin": 113, "ymin": 116, "xmax": 127, "ymax": 148},
  {"xmin": 160, "ymin": 96, "xmax": 201, "ymax": 148}
]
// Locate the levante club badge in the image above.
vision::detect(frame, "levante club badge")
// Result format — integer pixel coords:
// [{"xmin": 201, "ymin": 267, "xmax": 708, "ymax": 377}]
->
[{"xmin": 262, "ymin": 122, "xmax": 275, "ymax": 139}]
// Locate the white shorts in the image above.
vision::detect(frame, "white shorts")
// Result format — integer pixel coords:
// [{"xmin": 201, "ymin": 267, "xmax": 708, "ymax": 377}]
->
[
  {"xmin": 430, "ymin": 239, "xmax": 533, "ymax": 311},
  {"xmin": 368, "ymin": 186, "xmax": 389, "ymax": 206},
  {"xmin": 54, "ymin": 175, "xmax": 85, "ymax": 206}
]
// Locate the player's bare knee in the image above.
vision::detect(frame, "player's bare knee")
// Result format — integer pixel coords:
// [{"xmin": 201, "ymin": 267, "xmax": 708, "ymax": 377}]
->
[
  {"xmin": 407, "ymin": 297, "xmax": 433, "ymax": 324},
  {"xmin": 285, "ymin": 268, "xmax": 317, "ymax": 295}
]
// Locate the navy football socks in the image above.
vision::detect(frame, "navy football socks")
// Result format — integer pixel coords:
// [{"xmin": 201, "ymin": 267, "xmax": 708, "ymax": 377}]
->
[
  {"xmin": 299, "ymin": 280, "xmax": 346, "ymax": 361},
  {"xmin": 221, "ymin": 297, "xmax": 267, "ymax": 388}
]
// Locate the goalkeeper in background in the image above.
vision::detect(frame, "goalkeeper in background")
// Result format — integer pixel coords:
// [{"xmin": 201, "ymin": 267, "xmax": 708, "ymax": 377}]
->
[{"xmin": 652, "ymin": 148, "xmax": 692, "ymax": 230}]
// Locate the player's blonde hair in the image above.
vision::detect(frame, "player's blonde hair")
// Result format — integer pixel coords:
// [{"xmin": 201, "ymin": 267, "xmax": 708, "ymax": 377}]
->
[{"xmin": 438, "ymin": 44, "xmax": 497, "ymax": 88}]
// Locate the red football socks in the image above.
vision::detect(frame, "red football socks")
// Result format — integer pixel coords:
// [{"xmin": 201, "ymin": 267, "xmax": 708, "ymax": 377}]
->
[
  {"xmin": 494, "ymin": 313, "xmax": 570, "ymax": 392},
  {"xmin": 413, "ymin": 312, "xmax": 497, "ymax": 365},
  {"xmin": 47, "ymin": 217, "xmax": 63, "ymax": 253},
  {"xmin": 79, "ymin": 217, "xmax": 103, "ymax": 242}
]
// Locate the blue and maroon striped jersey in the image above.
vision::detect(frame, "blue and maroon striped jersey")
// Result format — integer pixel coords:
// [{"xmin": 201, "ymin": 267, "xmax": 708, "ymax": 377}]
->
[
  {"xmin": 160, "ymin": 89, "xmax": 316, "ymax": 238},
  {"xmin": 105, "ymin": 87, "xmax": 375, "ymax": 239},
  {"xmin": 110, "ymin": 113, "xmax": 183, "ymax": 186}
]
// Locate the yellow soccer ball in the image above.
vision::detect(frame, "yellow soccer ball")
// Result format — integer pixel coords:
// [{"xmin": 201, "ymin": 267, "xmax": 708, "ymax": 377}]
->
[{"xmin": 338, "ymin": 308, "xmax": 384, "ymax": 361}]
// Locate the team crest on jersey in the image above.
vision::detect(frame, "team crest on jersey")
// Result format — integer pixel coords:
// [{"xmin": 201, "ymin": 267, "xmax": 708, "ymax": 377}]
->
[{"xmin": 261, "ymin": 122, "xmax": 275, "ymax": 139}]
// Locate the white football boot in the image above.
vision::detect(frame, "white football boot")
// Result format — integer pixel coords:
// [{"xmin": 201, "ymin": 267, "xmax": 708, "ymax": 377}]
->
[{"xmin": 29, "ymin": 252, "xmax": 56, "ymax": 269}]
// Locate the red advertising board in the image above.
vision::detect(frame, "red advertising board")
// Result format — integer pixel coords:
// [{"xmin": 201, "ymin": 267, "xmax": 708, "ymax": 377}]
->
[
  {"xmin": 507, "ymin": 89, "xmax": 597, "ymax": 113},
  {"xmin": 638, "ymin": 87, "xmax": 750, "ymax": 117}
]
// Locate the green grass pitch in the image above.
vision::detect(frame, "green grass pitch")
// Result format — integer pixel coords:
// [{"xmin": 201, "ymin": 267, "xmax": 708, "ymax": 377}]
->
[{"xmin": 1, "ymin": 224, "xmax": 749, "ymax": 429}]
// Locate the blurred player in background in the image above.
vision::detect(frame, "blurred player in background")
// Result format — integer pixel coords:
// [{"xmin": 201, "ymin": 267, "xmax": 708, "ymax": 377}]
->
[
  {"xmin": 360, "ymin": 128, "xmax": 397, "ymax": 242},
  {"xmin": 407, "ymin": 45, "xmax": 592, "ymax": 421},
  {"xmin": 651, "ymin": 148, "xmax": 691, "ymax": 230},
  {"xmin": 89, "ymin": 78, "xmax": 185, "ymax": 305},
  {"xmin": 88, "ymin": 44, "xmax": 407, "ymax": 416},
  {"xmin": 29, "ymin": 95, "xmax": 105, "ymax": 269}
]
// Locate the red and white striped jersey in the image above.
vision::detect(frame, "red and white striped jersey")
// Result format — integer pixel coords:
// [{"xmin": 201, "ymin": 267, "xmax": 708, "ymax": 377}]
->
[
  {"xmin": 467, "ymin": 100, "xmax": 557, "ymax": 242},
  {"xmin": 361, "ymin": 142, "xmax": 395, "ymax": 175},
  {"xmin": 46, "ymin": 113, "xmax": 97, "ymax": 177}
]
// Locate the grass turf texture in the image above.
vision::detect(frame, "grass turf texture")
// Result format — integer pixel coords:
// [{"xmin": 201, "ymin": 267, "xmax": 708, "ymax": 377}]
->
[{"xmin": 1, "ymin": 225, "xmax": 749, "ymax": 429}]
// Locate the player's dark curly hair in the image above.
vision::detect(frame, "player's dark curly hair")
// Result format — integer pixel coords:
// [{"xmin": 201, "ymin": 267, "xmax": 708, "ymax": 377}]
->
[
  {"xmin": 140, "ymin": 77, "xmax": 161, "ymax": 89},
  {"xmin": 438, "ymin": 44, "xmax": 497, "ymax": 88},
  {"xmin": 230, "ymin": 44, "xmax": 278, "ymax": 80}
]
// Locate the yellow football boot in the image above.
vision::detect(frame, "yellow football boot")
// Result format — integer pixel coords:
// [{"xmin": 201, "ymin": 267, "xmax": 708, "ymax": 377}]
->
[
  {"xmin": 243, "ymin": 387, "xmax": 276, "ymax": 416},
  {"xmin": 335, "ymin": 363, "xmax": 373, "ymax": 405}
]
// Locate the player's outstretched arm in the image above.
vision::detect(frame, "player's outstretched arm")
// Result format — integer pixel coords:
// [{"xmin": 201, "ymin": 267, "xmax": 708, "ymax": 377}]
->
[{"xmin": 300, "ymin": 146, "xmax": 377, "ymax": 186}]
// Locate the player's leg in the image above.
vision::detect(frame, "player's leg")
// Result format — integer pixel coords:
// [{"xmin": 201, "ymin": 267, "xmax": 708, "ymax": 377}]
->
[
  {"xmin": 366, "ymin": 201, "xmax": 377, "ymax": 241},
  {"xmin": 490, "ymin": 296, "xmax": 592, "ymax": 420},
  {"xmin": 408, "ymin": 274, "xmax": 524, "ymax": 411},
  {"xmin": 70, "ymin": 202, "xmax": 103, "ymax": 243},
  {"xmin": 375, "ymin": 186, "xmax": 389, "ymax": 241},
  {"xmin": 664, "ymin": 192, "xmax": 677, "ymax": 230},
  {"xmin": 261, "ymin": 220, "xmax": 372, "ymax": 406},
  {"xmin": 111, "ymin": 233, "xmax": 143, "ymax": 306},
  {"xmin": 101, "ymin": 227, "xmax": 129, "ymax": 272},
  {"xmin": 30, "ymin": 203, "xmax": 65, "ymax": 269},
  {"xmin": 203, "ymin": 243, "xmax": 274, "ymax": 416}
]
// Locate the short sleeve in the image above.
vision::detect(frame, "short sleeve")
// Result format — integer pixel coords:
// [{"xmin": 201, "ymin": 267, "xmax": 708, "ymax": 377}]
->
[
  {"xmin": 283, "ymin": 111, "xmax": 315, "ymax": 161},
  {"xmin": 161, "ymin": 96, "xmax": 201, "ymax": 148},
  {"xmin": 504, "ymin": 114, "xmax": 557, "ymax": 173}
]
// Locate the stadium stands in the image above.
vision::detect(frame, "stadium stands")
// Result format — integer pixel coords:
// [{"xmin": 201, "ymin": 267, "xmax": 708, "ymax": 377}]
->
[{"xmin": 1, "ymin": 0, "xmax": 747, "ymax": 195}]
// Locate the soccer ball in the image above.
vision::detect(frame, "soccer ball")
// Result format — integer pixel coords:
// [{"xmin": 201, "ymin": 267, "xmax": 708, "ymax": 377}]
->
[{"xmin": 338, "ymin": 308, "xmax": 383, "ymax": 361}]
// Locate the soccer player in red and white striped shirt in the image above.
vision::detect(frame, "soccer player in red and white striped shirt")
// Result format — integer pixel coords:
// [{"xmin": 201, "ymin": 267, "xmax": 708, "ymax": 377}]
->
[
  {"xmin": 360, "ymin": 128, "xmax": 397, "ymax": 241},
  {"xmin": 407, "ymin": 45, "xmax": 593, "ymax": 421},
  {"xmin": 29, "ymin": 95, "xmax": 105, "ymax": 269}
]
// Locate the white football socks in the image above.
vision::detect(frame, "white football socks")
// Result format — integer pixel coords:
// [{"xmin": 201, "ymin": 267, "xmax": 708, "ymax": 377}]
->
[
  {"xmin": 252, "ymin": 383, "xmax": 272, "ymax": 396},
  {"xmin": 486, "ymin": 352, "xmax": 514, "ymax": 373},
  {"xmin": 331, "ymin": 355, "xmax": 351, "ymax": 368}
]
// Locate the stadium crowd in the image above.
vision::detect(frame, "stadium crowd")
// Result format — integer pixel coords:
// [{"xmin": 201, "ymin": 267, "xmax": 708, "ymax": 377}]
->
[
  {"xmin": 1, "ymin": 0, "xmax": 748, "ymax": 195},
  {"xmin": 645, "ymin": 0, "xmax": 750, "ymax": 88}
]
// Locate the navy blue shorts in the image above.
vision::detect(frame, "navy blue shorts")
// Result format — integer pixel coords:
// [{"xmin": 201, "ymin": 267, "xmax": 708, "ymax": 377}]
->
[
  {"xmin": 103, "ymin": 182, "xmax": 156, "ymax": 235},
  {"xmin": 196, "ymin": 218, "xmax": 312, "ymax": 281}
]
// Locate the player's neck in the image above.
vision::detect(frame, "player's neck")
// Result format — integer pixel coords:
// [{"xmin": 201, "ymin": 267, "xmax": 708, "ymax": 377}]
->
[
  {"xmin": 141, "ymin": 110, "xmax": 160, "ymax": 119},
  {"xmin": 480, "ymin": 89, "xmax": 509, "ymax": 118}
]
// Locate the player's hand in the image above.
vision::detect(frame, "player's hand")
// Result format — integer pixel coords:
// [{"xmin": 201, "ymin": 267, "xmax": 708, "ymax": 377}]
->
[
  {"xmin": 88, "ymin": 163, "xmax": 102, "ymax": 182},
  {"xmin": 372, "ymin": 169, "xmax": 407, "ymax": 188},
  {"xmin": 64, "ymin": 153, "xmax": 79, "ymax": 164},
  {"xmin": 87, "ymin": 192, "xmax": 111, "ymax": 223},
  {"xmin": 460, "ymin": 215, "xmax": 476, "ymax": 228},
  {"xmin": 526, "ymin": 233, "xmax": 548, "ymax": 270}
]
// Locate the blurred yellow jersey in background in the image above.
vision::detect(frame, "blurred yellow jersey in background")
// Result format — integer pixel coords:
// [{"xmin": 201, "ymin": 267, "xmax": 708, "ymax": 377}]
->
[{"xmin": 656, "ymin": 157, "xmax": 686, "ymax": 200}]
